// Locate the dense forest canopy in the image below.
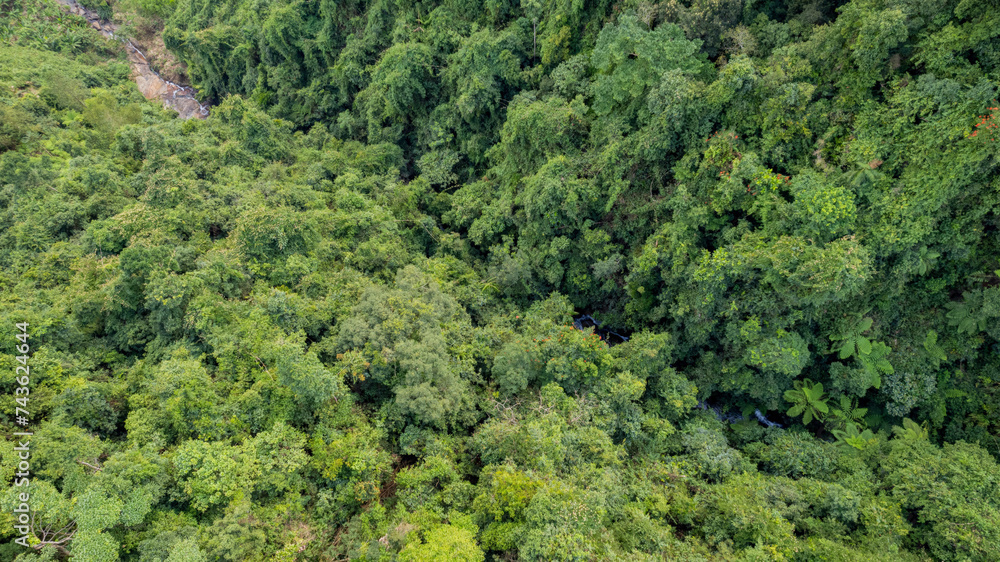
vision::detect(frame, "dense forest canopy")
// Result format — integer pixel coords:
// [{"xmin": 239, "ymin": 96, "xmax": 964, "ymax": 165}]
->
[{"xmin": 1, "ymin": 0, "xmax": 999, "ymax": 559}]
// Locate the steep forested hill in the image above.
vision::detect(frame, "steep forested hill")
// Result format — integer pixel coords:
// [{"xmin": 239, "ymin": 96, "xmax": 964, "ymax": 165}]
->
[{"xmin": 1, "ymin": 0, "xmax": 999, "ymax": 559}]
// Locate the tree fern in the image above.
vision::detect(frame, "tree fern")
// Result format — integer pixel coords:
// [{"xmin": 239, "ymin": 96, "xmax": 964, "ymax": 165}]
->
[
  {"xmin": 829, "ymin": 395, "xmax": 867, "ymax": 431},
  {"xmin": 856, "ymin": 340, "xmax": 893, "ymax": 389},
  {"xmin": 915, "ymin": 246, "xmax": 939, "ymax": 276},
  {"xmin": 831, "ymin": 317, "xmax": 873, "ymax": 360},
  {"xmin": 892, "ymin": 418, "xmax": 928, "ymax": 442},
  {"xmin": 829, "ymin": 317, "xmax": 893, "ymax": 389},
  {"xmin": 784, "ymin": 379, "xmax": 829, "ymax": 425},
  {"xmin": 832, "ymin": 422, "xmax": 877, "ymax": 451},
  {"xmin": 922, "ymin": 330, "xmax": 947, "ymax": 368},
  {"xmin": 945, "ymin": 297, "xmax": 986, "ymax": 335}
]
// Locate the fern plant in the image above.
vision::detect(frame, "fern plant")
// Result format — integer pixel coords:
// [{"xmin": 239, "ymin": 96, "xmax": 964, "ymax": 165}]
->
[
  {"xmin": 831, "ymin": 422, "xmax": 877, "ymax": 451},
  {"xmin": 892, "ymin": 418, "xmax": 928, "ymax": 442},
  {"xmin": 922, "ymin": 330, "xmax": 947, "ymax": 368},
  {"xmin": 864, "ymin": 408, "xmax": 889, "ymax": 432},
  {"xmin": 856, "ymin": 340, "xmax": 893, "ymax": 389},
  {"xmin": 829, "ymin": 317, "xmax": 892, "ymax": 389},
  {"xmin": 828, "ymin": 395, "xmax": 867, "ymax": 431},
  {"xmin": 784, "ymin": 379, "xmax": 829, "ymax": 425},
  {"xmin": 945, "ymin": 295, "xmax": 987, "ymax": 335},
  {"xmin": 845, "ymin": 160, "xmax": 882, "ymax": 190},
  {"xmin": 915, "ymin": 246, "xmax": 940, "ymax": 275},
  {"xmin": 945, "ymin": 282, "xmax": 1000, "ymax": 336},
  {"xmin": 831, "ymin": 317, "xmax": 874, "ymax": 360}
]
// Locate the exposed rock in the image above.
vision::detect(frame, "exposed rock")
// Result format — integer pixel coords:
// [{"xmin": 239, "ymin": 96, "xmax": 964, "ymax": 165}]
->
[
  {"xmin": 53, "ymin": 0, "xmax": 209, "ymax": 119},
  {"xmin": 573, "ymin": 314, "xmax": 630, "ymax": 345}
]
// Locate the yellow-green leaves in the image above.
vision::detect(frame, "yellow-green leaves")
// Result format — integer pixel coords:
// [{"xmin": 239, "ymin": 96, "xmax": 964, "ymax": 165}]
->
[
  {"xmin": 790, "ymin": 171, "xmax": 857, "ymax": 241},
  {"xmin": 783, "ymin": 378, "xmax": 829, "ymax": 425}
]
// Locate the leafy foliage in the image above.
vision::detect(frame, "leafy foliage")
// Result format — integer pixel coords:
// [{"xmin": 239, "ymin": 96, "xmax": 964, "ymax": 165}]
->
[
  {"xmin": 2, "ymin": 0, "xmax": 1000, "ymax": 558},
  {"xmin": 783, "ymin": 378, "xmax": 829, "ymax": 425}
]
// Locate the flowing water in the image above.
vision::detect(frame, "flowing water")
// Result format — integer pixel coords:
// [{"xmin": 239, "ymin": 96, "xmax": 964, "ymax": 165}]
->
[{"xmin": 54, "ymin": 0, "xmax": 209, "ymax": 119}]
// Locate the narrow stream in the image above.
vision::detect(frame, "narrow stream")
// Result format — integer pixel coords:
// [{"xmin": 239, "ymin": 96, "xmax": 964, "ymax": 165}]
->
[{"xmin": 54, "ymin": 0, "xmax": 209, "ymax": 119}]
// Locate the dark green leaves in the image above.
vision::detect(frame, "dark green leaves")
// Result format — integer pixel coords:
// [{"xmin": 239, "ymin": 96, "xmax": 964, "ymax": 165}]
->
[
  {"xmin": 922, "ymin": 330, "xmax": 947, "ymax": 367},
  {"xmin": 833, "ymin": 317, "xmax": 873, "ymax": 360},
  {"xmin": 830, "ymin": 317, "xmax": 891, "ymax": 389}
]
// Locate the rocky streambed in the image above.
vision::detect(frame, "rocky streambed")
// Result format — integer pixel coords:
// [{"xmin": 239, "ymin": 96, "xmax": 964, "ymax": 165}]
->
[{"xmin": 54, "ymin": 0, "xmax": 209, "ymax": 119}]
